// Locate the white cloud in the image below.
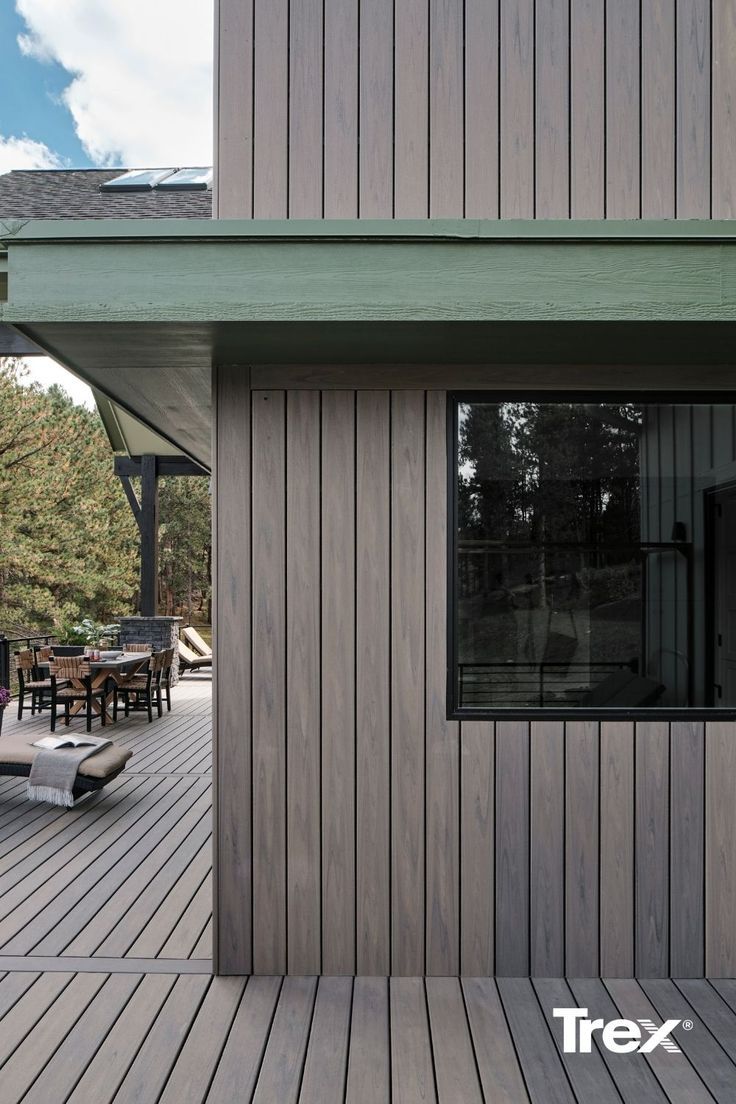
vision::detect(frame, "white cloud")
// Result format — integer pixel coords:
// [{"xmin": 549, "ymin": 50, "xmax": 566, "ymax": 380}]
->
[
  {"xmin": 20, "ymin": 358, "xmax": 95, "ymax": 409},
  {"xmin": 0, "ymin": 134, "xmax": 62, "ymax": 174},
  {"xmin": 15, "ymin": 0, "xmax": 214, "ymax": 167}
]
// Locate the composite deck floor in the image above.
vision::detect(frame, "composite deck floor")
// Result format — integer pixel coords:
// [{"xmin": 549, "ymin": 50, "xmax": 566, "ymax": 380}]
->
[
  {"xmin": 2, "ymin": 679, "xmax": 736, "ymax": 1101},
  {"xmin": 0, "ymin": 974, "xmax": 733, "ymax": 1102},
  {"xmin": 0, "ymin": 675, "xmax": 212, "ymax": 964}
]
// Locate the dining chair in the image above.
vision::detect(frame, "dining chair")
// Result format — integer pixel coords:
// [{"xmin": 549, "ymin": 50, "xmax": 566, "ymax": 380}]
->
[
  {"xmin": 160, "ymin": 647, "xmax": 175, "ymax": 712},
  {"xmin": 113, "ymin": 649, "xmax": 167, "ymax": 723},
  {"xmin": 35, "ymin": 645, "xmax": 54, "ymax": 666},
  {"xmin": 14, "ymin": 649, "xmax": 52, "ymax": 719},
  {"xmin": 49, "ymin": 657, "xmax": 108, "ymax": 733}
]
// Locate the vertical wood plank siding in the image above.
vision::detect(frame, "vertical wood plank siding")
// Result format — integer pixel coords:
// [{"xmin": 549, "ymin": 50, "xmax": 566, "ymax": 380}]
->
[
  {"xmin": 217, "ymin": 0, "xmax": 726, "ymax": 218},
  {"xmin": 213, "ymin": 367, "xmax": 252, "ymax": 973},
  {"xmin": 218, "ymin": 386, "xmax": 733, "ymax": 975},
  {"xmin": 285, "ymin": 390, "xmax": 321, "ymax": 972},
  {"xmin": 214, "ymin": 0, "xmax": 736, "ymax": 976},
  {"xmin": 251, "ymin": 391, "xmax": 287, "ymax": 973}
]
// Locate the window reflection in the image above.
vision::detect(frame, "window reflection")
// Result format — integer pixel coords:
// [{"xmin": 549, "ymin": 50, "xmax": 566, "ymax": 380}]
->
[{"xmin": 454, "ymin": 400, "xmax": 731, "ymax": 712}]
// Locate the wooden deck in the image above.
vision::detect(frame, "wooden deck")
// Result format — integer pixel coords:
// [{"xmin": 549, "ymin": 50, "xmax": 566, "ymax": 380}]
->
[
  {"xmin": 3, "ymin": 679, "xmax": 736, "ymax": 1101},
  {"xmin": 0, "ymin": 974, "xmax": 732, "ymax": 1102},
  {"xmin": 0, "ymin": 675, "xmax": 212, "ymax": 963}
]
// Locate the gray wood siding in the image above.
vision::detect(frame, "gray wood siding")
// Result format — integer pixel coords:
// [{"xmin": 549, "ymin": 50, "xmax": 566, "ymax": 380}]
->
[
  {"xmin": 216, "ymin": 378, "xmax": 735, "ymax": 976},
  {"xmin": 216, "ymin": 0, "xmax": 732, "ymax": 218}
]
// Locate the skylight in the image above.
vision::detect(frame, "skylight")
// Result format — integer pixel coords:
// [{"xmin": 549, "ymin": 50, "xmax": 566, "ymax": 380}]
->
[
  {"xmin": 100, "ymin": 169, "xmax": 176, "ymax": 191},
  {"xmin": 157, "ymin": 168, "xmax": 213, "ymax": 191}
]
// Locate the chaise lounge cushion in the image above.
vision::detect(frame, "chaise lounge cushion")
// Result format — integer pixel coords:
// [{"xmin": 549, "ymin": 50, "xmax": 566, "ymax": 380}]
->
[
  {"xmin": 0, "ymin": 734, "xmax": 132, "ymax": 780},
  {"xmin": 178, "ymin": 641, "xmax": 212, "ymax": 670}
]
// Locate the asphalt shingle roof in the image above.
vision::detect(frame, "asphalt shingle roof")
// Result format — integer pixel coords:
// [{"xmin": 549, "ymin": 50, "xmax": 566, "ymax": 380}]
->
[{"xmin": 0, "ymin": 168, "xmax": 212, "ymax": 220}]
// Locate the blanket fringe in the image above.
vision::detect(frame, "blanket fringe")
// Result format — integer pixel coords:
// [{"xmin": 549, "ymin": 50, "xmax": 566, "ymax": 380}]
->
[{"xmin": 27, "ymin": 783, "xmax": 75, "ymax": 807}]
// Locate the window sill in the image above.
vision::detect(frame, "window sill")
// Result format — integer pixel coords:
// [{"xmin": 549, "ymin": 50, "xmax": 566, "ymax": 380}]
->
[{"xmin": 449, "ymin": 707, "xmax": 736, "ymax": 722}]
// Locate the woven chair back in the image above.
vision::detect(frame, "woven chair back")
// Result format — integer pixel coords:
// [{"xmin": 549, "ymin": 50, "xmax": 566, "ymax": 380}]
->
[
  {"xmin": 150, "ymin": 650, "xmax": 168, "ymax": 674},
  {"xmin": 50, "ymin": 656, "xmax": 90, "ymax": 680},
  {"xmin": 15, "ymin": 649, "xmax": 35, "ymax": 672},
  {"xmin": 125, "ymin": 643, "xmax": 152, "ymax": 653}
]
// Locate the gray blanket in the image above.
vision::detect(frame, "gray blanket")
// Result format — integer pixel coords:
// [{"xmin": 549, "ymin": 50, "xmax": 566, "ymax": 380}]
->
[{"xmin": 28, "ymin": 737, "xmax": 111, "ymax": 806}]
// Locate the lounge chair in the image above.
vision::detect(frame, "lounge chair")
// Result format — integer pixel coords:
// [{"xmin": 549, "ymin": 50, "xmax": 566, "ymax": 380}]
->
[
  {"xmin": 0, "ymin": 735, "xmax": 131, "ymax": 801},
  {"xmin": 178, "ymin": 640, "xmax": 212, "ymax": 676},
  {"xmin": 182, "ymin": 626, "xmax": 212, "ymax": 658}
]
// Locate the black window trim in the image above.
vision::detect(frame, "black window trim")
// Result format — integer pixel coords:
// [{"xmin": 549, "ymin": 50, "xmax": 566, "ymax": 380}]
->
[{"xmin": 446, "ymin": 389, "xmax": 736, "ymax": 721}]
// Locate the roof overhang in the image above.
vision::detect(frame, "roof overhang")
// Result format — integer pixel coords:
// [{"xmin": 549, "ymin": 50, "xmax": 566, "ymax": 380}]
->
[
  {"xmin": 93, "ymin": 388, "xmax": 188, "ymax": 458},
  {"xmin": 3, "ymin": 217, "xmax": 736, "ymax": 469}
]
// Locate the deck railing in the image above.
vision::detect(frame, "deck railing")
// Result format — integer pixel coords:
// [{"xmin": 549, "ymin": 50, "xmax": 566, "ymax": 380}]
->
[
  {"xmin": 458, "ymin": 659, "xmax": 637, "ymax": 709},
  {"xmin": 0, "ymin": 634, "xmax": 56, "ymax": 695}
]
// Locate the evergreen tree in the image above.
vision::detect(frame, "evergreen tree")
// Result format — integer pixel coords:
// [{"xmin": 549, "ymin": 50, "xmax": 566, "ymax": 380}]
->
[
  {"xmin": 0, "ymin": 360, "xmax": 213, "ymax": 636},
  {"xmin": 0, "ymin": 360, "xmax": 139, "ymax": 633},
  {"xmin": 158, "ymin": 474, "xmax": 211, "ymax": 622}
]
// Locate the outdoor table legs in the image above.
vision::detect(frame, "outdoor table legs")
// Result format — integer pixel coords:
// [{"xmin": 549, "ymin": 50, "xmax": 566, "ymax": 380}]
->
[{"xmin": 66, "ymin": 658, "xmax": 149, "ymax": 722}]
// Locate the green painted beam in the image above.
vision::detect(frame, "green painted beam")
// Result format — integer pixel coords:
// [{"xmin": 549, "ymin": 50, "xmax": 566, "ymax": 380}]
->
[
  {"xmin": 5, "ymin": 217, "xmax": 736, "ymax": 242},
  {"xmin": 1, "ymin": 219, "xmax": 736, "ymax": 325}
]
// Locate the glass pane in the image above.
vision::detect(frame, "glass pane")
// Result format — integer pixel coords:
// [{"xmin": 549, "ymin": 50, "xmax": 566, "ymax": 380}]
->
[
  {"xmin": 454, "ymin": 400, "xmax": 731, "ymax": 711},
  {"xmin": 100, "ymin": 169, "xmax": 176, "ymax": 191},
  {"xmin": 156, "ymin": 167, "xmax": 213, "ymax": 190}
]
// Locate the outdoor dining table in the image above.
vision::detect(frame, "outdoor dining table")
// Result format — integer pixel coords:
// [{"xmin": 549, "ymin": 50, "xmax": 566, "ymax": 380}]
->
[{"xmin": 39, "ymin": 652, "xmax": 152, "ymax": 722}]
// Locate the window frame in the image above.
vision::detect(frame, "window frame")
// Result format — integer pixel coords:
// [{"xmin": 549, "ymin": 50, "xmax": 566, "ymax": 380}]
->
[{"xmin": 446, "ymin": 390, "xmax": 736, "ymax": 721}]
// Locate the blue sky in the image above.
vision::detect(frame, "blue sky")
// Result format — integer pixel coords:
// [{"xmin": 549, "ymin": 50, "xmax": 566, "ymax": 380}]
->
[
  {"xmin": 1, "ymin": 0, "xmax": 213, "ymax": 405},
  {"xmin": 0, "ymin": 4, "xmax": 91, "ymax": 167},
  {"xmin": 0, "ymin": 0, "xmax": 212, "ymax": 171}
]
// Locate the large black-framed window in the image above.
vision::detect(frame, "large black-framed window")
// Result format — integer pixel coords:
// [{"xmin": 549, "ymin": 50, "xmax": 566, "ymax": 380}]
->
[{"xmin": 448, "ymin": 392, "xmax": 736, "ymax": 719}]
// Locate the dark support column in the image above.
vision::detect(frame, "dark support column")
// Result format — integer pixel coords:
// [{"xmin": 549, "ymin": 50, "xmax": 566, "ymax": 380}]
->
[
  {"xmin": 140, "ymin": 454, "xmax": 159, "ymax": 616},
  {"xmin": 115, "ymin": 454, "xmax": 204, "ymax": 619}
]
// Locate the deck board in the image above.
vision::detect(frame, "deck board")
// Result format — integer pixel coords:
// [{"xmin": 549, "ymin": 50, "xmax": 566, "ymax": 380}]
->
[
  {"xmin": 345, "ymin": 977, "xmax": 390, "ymax": 1104},
  {"xmin": 298, "ymin": 976, "xmax": 353, "ymax": 1103},
  {"xmin": 0, "ymin": 972, "xmax": 106, "ymax": 1101},
  {"xmin": 606, "ymin": 978, "xmax": 714, "ymax": 1104},
  {"xmin": 66, "ymin": 974, "xmax": 178, "ymax": 1104},
  {"xmin": 0, "ymin": 678, "xmax": 212, "ymax": 962},
  {"xmin": 0, "ymin": 973, "xmax": 730, "ymax": 1102},
  {"xmin": 567, "ymin": 977, "xmax": 669, "ymax": 1104},
  {"xmin": 497, "ymin": 976, "xmax": 576, "ymax": 1104},
  {"xmin": 21, "ymin": 973, "xmax": 142, "ymax": 1104},
  {"xmin": 640, "ymin": 979, "xmax": 736, "ymax": 1103},
  {"xmin": 533, "ymin": 977, "xmax": 626, "ymax": 1104}
]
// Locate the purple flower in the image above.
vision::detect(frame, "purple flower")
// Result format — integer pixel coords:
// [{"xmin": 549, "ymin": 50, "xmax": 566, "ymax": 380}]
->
[{"xmin": 0, "ymin": 687, "xmax": 10, "ymax": 708}]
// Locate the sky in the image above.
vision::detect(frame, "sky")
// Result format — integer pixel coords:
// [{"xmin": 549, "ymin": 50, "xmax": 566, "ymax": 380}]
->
[{"xmin": 1, "ymin": 0, "xmax": 214, "ymax": 406}]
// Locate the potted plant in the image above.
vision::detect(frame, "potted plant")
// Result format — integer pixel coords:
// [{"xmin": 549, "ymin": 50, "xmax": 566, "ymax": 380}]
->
[{"xmin": 0, "ymin": 686, "xmax": 10, "ymax": 736}]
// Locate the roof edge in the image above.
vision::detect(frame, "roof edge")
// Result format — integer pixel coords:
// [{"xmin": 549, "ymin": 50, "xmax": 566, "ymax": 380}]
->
[{"xmin": 6, "ymin": 217, "xmax": 736, "ymax": 246}]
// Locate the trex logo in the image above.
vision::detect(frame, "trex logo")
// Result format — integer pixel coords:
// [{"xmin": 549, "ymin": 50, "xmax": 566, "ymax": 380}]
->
[{"xmin": 553, "ymin": 1007, "xmax": 684, "ymax": 1054}]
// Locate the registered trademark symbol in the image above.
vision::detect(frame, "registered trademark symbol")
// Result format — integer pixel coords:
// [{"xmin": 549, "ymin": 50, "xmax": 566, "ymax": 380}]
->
[{"xmin": 683, "ymin": 1020, "xmax": 694, "ymax": 1031}]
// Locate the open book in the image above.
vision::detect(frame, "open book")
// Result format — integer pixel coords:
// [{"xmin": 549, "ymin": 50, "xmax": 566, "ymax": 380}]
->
[{"xmin": 33, "ymin": 735, "xmax": 111, "ymax": 751}]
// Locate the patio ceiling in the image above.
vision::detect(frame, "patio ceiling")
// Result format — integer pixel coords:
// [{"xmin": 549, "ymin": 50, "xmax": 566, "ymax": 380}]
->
[{"xmin": 3, "ymin": 217, "xmax": 736, "ymax": 470}]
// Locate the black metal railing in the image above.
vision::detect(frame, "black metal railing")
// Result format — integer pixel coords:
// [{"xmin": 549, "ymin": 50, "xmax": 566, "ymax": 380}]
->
[
  {"xmin": 458, "ymin": 660, "xmax": 637, "ymax": 709},
  {"xmin": 0, "ymin": 633, "xmax": 56, "ymax": 695}
]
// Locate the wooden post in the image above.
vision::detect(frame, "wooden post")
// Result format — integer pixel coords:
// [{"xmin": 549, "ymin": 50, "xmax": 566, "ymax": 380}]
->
[{"xmin": 140, "ymin": 454, "xmax": 159, "ymax": 616}]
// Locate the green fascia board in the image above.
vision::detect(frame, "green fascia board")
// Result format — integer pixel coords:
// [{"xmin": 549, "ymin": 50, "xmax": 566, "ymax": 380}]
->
[
  {"xmin": 2, "ymin": 218, "xmax": 736, "ymax": 324},
  {"xmin": 6, "ymin": 217, "xmax": 736, "ymax": 242}
]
